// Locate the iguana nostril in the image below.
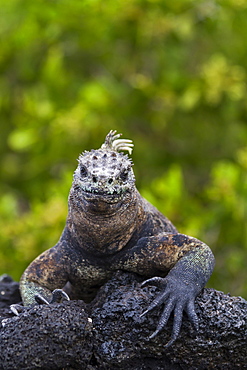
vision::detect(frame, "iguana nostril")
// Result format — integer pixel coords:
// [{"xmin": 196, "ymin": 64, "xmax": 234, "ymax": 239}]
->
[
  {"xmin": 108, "ymin": 178, "xmax": 113, "ymax": 184},
  {"xmin": 92, "ymin": 176, "xmax": 97, "ymax": 183}
]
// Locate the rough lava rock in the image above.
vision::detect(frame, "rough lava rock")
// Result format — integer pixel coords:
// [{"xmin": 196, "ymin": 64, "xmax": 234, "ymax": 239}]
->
[
  {"xmin": 0, "ymin": 272, "xmax": 247, "ymax": 369},
  {"xmin": 0, "ymin": 274, "xmax": 21, "ymax": 308}
]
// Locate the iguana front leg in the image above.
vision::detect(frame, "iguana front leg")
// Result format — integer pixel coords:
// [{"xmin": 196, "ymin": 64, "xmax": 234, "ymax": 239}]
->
[
  {"xmin": 115, "ymin": 233, "xmax": 215, "ymax": 346},
  {"xmin": 20, "ymin": 245, "xmax": 70, "ymax": 305}
]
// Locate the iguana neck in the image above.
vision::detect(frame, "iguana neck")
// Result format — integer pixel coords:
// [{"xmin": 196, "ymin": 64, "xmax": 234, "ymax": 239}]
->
[{"xmin": 66, "ymin": 188, "xmax": 144, "ymax": 256}]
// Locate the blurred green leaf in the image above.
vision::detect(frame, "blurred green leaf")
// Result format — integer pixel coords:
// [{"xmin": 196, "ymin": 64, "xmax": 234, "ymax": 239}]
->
[{"xmin": 8, "ymin": 128, "xmax": 38, "ymax": 151}]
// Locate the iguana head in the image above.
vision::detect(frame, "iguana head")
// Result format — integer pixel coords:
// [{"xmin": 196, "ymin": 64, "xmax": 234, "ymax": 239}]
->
[{"xmin": 72, "ymin": 130, "xmax": 135, "ymax": 212}]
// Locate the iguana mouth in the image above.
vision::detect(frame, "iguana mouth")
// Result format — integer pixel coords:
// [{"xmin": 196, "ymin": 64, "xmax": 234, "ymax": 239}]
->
[
  {"xmin": 81, "ymin": 187, "xmax": 124, "ymax": 196},
  {"xmin": 80, "ymin": 186, "xmax": 126, "ymax": 203}
]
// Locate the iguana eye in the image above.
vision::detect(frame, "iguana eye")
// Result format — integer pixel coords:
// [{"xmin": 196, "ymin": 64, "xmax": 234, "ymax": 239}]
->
[
  {"xmin": 80, "ymin": 165, "xmax": 88, "ymax": 178},
  {"xmin": 120, "ymin": 170, "xmax": 129, "ymax": 182}
]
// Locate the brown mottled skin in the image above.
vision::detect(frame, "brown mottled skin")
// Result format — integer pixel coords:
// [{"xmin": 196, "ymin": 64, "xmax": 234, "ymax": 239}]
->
[{"xmin": 20, "ymin": 131, "xmax": 215, "ymax": 347}]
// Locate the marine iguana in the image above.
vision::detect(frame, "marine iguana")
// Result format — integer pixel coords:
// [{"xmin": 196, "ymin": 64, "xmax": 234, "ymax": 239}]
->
[{"xmin": 19, "ymin": 130, "xmax": 215, "ymax": 347}]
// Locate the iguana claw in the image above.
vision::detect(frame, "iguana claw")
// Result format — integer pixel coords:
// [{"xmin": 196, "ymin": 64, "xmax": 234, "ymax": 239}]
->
[
  {"xmin": 35, "ymin": 289, "xmax": 70, "ymax": 305},
  {"xmin": 10, "ymin": 303, "xmax": 24, "ymax": 316}
]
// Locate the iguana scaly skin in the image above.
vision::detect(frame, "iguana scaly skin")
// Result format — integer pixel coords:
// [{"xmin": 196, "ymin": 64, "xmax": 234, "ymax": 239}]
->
[{"xmin": 20, "ymin": 130, "xmax": 215, "ymax": 346}]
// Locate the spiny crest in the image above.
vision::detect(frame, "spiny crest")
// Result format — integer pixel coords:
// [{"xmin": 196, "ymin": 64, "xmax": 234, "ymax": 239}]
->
[
  {"xmin": 100, "ymin": 130, "xmax": 134, "ymax": 155},
  {"xmin": 78, "ymin": 130, "xmax": 134, "ymax": 169}
]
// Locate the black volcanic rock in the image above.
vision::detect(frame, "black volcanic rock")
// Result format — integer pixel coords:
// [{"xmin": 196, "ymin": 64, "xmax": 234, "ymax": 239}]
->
[{"xmin": 0, "ymin": 272, "xmax": 247, "ymax": 369}]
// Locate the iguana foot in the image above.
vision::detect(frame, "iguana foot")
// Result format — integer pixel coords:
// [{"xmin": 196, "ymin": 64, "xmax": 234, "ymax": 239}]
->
[
  {"xmin": 141, "ymin": 275, "xmax": 199, "ymax": 347},
  {"xmin": 35, "ymin": 289, "xmax": 70, "ymax": 305}
]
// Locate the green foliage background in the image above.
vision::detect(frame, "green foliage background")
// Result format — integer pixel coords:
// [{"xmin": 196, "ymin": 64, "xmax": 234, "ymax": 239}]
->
[{"xmin": 1, "ymin": 0, "xmax": 247, "ymax": 297}]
